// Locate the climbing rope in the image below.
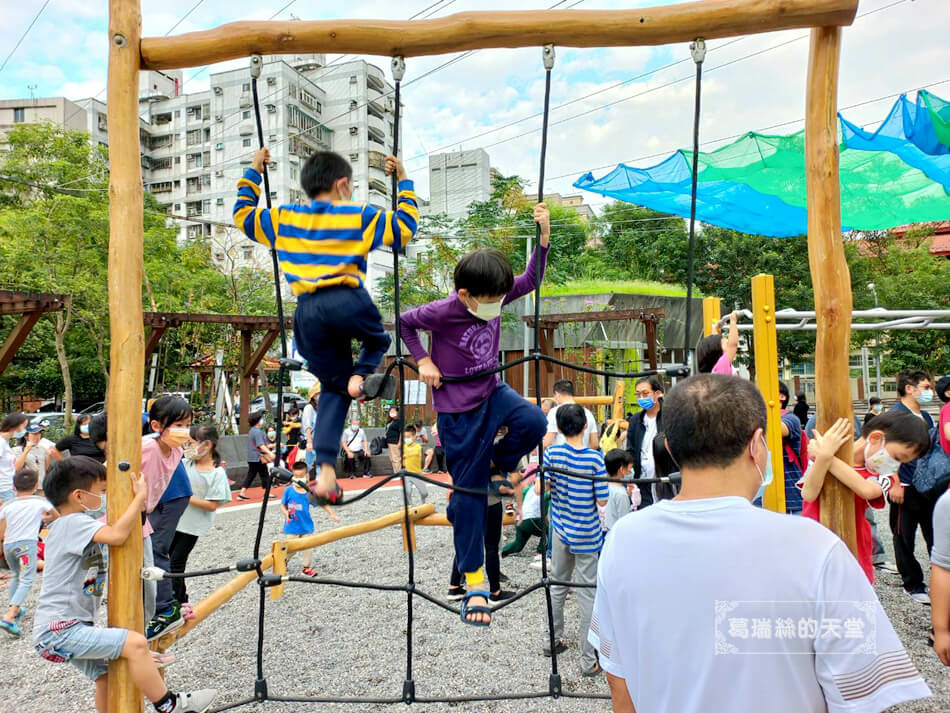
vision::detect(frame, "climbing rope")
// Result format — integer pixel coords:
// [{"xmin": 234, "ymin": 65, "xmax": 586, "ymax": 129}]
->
[{"xmin": 187, "ymin": 40, "xmax": 705, "ymax": 711}]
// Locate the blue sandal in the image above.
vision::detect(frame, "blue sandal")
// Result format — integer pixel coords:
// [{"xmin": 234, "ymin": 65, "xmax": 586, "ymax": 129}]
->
[{"xmin": 459, "ymin": 590, "xmax": 493, "ymax": 627}]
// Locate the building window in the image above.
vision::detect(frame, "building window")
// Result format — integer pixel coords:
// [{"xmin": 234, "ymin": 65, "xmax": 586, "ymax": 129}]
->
[
  {"xmin": 242, "ymin": 82, "xmax": 250, "ymax": 91},
  {"xmin": 243, "ymin": 247, "xmax": 253, "ymax": 260},
  {"xmin": 242, "ymin": 110, "xmax": 250, "ymax": 120},
  {"xmin": 243, "ymin": 138, "xmax": 252, "ymax": 147}
]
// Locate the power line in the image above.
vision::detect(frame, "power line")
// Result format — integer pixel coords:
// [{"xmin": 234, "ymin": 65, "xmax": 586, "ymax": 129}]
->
[{"xmin": 0, "ymin": 0, "xmax": 53, "ymax": 76}]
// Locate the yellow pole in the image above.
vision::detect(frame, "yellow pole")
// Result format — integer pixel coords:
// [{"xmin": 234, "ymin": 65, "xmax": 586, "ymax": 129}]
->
[
  {"xmin": 702, "ymin": 296, "xmax": 722, "ymax": 337},
  {"xmin": 270, "ymin": 541, "xmax": 289, "ymax": 601},
  {"xmin": 751, "ymin": 274, "xmax": 785, "ymax": 513}
]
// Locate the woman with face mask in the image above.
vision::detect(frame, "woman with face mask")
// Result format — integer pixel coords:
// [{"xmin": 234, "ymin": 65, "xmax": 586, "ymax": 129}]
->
[
  {"xmin": 51, "ymin": 414, "xmax": 105, "ymax": 464},
  {"xmin": 0, "ymin": 412, "xmax": 30, "ymax": 503},
  {"xmin": 13, "ymin": 425, "xmax": 52, "ymax": 492},
  {"xmin": 798, "ymin": 411, "xmax": 931, "ymax": 583},
  {"xmin": 140, "ymin": 395, "xmax": 194, "ymax": 640}
]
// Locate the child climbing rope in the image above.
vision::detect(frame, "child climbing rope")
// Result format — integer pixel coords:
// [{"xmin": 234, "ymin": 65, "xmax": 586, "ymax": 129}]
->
[
  {"xmin": 399, "ymin": 203, "xmax": 551, "ymax": 626},
  {"xmin": 234, "ymin": 147, "xmax": 419, "ymax": 505}
]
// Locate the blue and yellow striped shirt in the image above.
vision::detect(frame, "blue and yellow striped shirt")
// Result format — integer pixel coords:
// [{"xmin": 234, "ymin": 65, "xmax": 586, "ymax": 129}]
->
[{"xmin": 233, "ymin": 168, "xmax": 419, "ymax": 295}]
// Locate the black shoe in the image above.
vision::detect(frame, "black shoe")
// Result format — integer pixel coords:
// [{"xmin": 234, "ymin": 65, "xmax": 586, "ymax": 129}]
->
[
  {"xmin": 361, "ymin": 374, "xmax": 397, "ymax": 401},
  {"xmin": 490, "ymin": 590, "xmax": 515, "ymax": 602},
  {"xmin": 447, "ymin": 586, "xmax": 466, "ymax": 601},
  {"xmin": 543, "ymin": 641, "xmax": 569, "ymax": 657}
]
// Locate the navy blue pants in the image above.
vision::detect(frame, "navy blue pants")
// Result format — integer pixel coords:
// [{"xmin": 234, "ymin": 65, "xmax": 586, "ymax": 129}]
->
[
  {"xmin": 294, "ymin": 286, "xmax": 391, "ymax": 467},
  {"xmin": 440, "ymin": 383, "xmax": 547, "ymax": 575}
]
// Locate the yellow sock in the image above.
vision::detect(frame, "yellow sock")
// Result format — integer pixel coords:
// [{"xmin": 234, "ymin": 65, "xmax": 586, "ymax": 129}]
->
[{"xmin": 464, "ymin": 568, "xmax": 485, "ymax": 589}]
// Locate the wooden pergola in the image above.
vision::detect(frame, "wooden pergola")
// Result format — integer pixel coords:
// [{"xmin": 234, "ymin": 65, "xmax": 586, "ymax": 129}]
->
[
  {"xmin": 106, "ymin": 1, "xmax": 860, "ymax": 708},
  {"xmin": 143, "ymin": 311, "xmax": 293, "ymax": 433},
  {"xmin": 523, "ymin": 308, "xmax": 666, "ymax": 394},
  {"xmin": 0, "ymin": 289, "xmax": 66, "ymax": 376}
]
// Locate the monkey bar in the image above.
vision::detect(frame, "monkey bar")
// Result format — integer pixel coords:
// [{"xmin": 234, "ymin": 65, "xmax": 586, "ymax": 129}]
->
[{"xmin": 106, "ymin": 1, "xmax": 860, "ymax": 709}]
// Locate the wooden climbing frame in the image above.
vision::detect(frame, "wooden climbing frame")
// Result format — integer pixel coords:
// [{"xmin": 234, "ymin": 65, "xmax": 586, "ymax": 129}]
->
[{"xmin": 107, "ymin": 1, "xmax": 860, "ymax": 709}]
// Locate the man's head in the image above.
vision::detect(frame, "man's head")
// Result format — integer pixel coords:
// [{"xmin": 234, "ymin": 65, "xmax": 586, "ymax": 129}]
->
[
  {"xmin": 13, "ymin": 468, "xmax": 38, "ymax": 494},
  {"xmin": 896, "ymin": 370, "xmax": 933, "ymax": 403},
  {"xmin": 301, "ymin": 151, "xmax": 353, "ymax": 201},
  {"xmin": 604, "ymin": 449, "xmax": 634, "ymax": 479},
  {"xmin": 249, "ymin": 411, "xmax": 265, "ymax": 429},
  {"xmin": 778, "ymin": 381, "xmax": 790, "ymax": 410},
  {"xmin": 555, "ymin": 403, "xmax": 586, "ymax": 438},
  {"xmin": 350, "ymin": 417, "xmax": 361, "ymax": 431},
  {"xmin": 540, "ymin": 398, "xmax": 555, "ymax": 415},
  {"xmin": 663, "ymin": 374, "xmax": 768, "ymax": 498},
  {"xmin": 44, "ymin": 456, "xmax": 107, "ymax": 510},
  {"xmin": 634, "ymin": 377, "xmax": 664, "ymax": 413},
  {"xmin": 453, "ymin": 248, "xmax": 513, "ymax": 321},
  {"xmin": 552, "ymin": 380, "xmax": 575, "ymax": 405},
  {"xmin": 868, "ymin": 395, "xmax": 883, "ymax": 414}
]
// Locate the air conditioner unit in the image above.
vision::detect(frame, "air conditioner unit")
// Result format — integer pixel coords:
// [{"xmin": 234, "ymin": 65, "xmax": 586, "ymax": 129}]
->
[
  {"xmin": 266, "ymin": 104, "xmax": 276, "ymax": 113},
  {"xmin": 216, "ymin": 197, "xmax": 224, "ymax": 206},
  {"xmin": 385, "ymin": 98, "xmax": 395, "ymax": 113},
  {"xmin": 270, "ymin": 161, "xmax": 278, "ymax": 168},
  {"xmin": 215, "ymin": 143, "xmax": 224, "ymax": 150},
  {"xmin": 349, "ymin": 127, "xmax": 358, "ymax": 135},
  {"xmin": 213, "ymin": 86, "xmax": 223, "ymax": 95},
  {"xmin": 267, "ymin": 77, "xmax": 276, "ymax": 85},
  {"xmin": 215, "ymin": 114, "xmax": 223, "ymax": 122},
  {"xmin": 239, "ymin": 93, "xmax": 251, "ymax": 108},
  {"xmin": 215, "ymin": 170, "xmax": 224, "ymax": 177}
]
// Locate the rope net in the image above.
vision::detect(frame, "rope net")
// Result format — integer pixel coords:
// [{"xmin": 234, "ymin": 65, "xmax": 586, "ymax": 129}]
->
[{"xmin": 177, "ymin": 44, "xmax": 703, "ymax": 711}]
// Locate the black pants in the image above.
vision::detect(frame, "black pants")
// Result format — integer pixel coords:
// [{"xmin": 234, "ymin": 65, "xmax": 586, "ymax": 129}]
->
[
  {"xmin": 428, "ymin": 446, "xmax": 446, "ymax": 472},
  {"xmin": 450, "ymin": 501, "xmax": 503, "ymax": 592},
  {"xmin": 888, "ymin": 485, "xmax": 936, "ymax": 592},
  {"xmin": 343, "ymin": 450, "xmax": 371, "ymax": 476},
  {"xmin": 242, "ymin": 461, "xmax": 269, "ymax": 490},
  {"xmin": 147, "ymin": 496, "xmax": 190, "ymax": 613},
  {"xmin": 169, "ymin": 531, "xmax": 199, "ymax": 604}
]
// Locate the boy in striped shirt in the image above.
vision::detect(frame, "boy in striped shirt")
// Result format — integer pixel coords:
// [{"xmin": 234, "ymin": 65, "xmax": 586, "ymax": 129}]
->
[
  {"xmin": 235, "ymin": 147, "xmax": 419, "ymax": 504},
  {"xmin": 543, "ymin": 403, "xmax": 608, "ymax": 676}
]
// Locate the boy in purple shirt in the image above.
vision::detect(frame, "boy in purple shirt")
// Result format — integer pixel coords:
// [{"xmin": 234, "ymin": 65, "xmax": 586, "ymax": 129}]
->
[{"xmin": 400, "ymin": 203, "xmax": 550, "ymax": 626}]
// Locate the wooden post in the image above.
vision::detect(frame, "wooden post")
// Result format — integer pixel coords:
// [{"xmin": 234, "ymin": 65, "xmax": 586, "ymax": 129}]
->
[
  {"xmin": 751, "ymin": 274, "xmax": 786, "ymax": 514},
  {"xmin": 239, "ymin": 329, "xmax": 251, "ymax": 433},
  {"xmin": 644, "ymin": 319, "xmax": 658, "ymax": 370},
  {"xmin": 611, "ymin": 380, "xmax": 625, "ymax": 423},
  {"xmin": 106, "ymin": 0, "xmax": 145, "ymax": 710},
  {"xmin": 702, "ymin": 296, "xmax": 722, "ymax": 337},
  {"xmin": 270, "ymin": 541, "xmax": 289, "ymax": 601},
  {"xmin": 806, "ymin": 26, "xmax": 857, "ymax": 556}
]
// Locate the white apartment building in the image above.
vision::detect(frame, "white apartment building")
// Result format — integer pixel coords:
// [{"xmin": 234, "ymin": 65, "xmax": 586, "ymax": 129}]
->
[
  {"xmin": 0, "ymin": 97, "xmax": 90, "ymax": 150},
  {"xmin": 426, "ymin": 149, "xmax": 492, "ymax": 220}
]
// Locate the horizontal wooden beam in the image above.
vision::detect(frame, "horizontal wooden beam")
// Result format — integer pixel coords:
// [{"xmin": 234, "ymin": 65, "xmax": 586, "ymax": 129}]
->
[
  {"xmin": 140, "ymin": 0, "xmax": 859, "ymax": 70},
  {"xmin": 143, "ymin": 311, "xmax": 293, "ymax": 330},
  {"xmin": 523, "ymin": 308, "xmax": 666, "ymax": 327}
]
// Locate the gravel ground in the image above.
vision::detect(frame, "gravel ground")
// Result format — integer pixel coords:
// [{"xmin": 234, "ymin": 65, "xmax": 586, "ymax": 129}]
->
[{"xmin": 0, "ymin": 495, "xmax": 946, "ymax": 713}]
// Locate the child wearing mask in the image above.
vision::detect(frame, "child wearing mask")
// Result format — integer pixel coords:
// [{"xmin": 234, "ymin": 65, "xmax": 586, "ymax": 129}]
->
[
  {"xmin": 799, "ymin": 412, "xmax": 931, "ymax": 583},
  {"xmin": 400, "ymin": 425, "xmax": 428, "ymax": 503},
  {"xmin": 602, "ymin": 449, "xmax": 641, "ymax": 532},
  {"xmin": 281, "ymin": 461, "xmax": 340, "ymax": 576}
]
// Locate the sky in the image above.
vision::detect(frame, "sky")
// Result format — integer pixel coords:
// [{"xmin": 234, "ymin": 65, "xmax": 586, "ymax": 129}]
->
[{"xmin": 0, "ymin": 0, "xmax": 948, "ymax": 211}]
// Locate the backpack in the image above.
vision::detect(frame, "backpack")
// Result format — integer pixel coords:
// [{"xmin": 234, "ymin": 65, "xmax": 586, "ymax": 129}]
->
[
  {"xmin": 911, "ymin": 426, "xmax": 950, "ymax": 497},
  {"xmin": 369, "ymin": 436, "xmax": 385, "ymax": 456},
  {"xmin": 781, "ymin": 410, "xmax": 809, "ymax": 472}
]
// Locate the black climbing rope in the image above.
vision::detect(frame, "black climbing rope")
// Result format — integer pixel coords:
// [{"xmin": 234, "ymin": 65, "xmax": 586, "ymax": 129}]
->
[{"xmin": 683, "ymin": 39, "xmax": 705, "ymax": 369}]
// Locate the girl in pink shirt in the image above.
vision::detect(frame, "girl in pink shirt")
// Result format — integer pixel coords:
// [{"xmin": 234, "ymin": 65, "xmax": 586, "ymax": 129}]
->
[{"xmin": 696, "ymin": 310, "xmax": 740, "ymax": 375}]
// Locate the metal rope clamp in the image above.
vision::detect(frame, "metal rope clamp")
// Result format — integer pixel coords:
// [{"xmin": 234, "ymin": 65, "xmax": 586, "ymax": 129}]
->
[
  {"xmin": 690, "ymin": 38, "xmax": 706, "ymax": 64},
  {"xmin": 250, "ymin": 53, "xmax": 263, "ymax": 79},
  {"xmin": 542, "ymin": 43, "xmax": 555, "ymax": 70},
  {"xmin": 391, "ymin": 56, "xmax": 406, "ymax": 83}
]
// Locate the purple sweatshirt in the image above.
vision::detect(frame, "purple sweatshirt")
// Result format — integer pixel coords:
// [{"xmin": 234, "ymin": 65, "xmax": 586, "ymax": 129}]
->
[{"xmin": 400, "ymin": 245, "xmax": 549, "ymax": 414}]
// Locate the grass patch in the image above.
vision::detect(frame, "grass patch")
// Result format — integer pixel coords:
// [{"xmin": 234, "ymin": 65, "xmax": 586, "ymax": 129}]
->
[{"xmin": 540, "ymin": 279, "xmax": 696, "ymax": 298}]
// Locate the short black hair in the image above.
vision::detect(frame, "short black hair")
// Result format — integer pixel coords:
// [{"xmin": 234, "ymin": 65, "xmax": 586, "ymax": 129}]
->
[
  {"xmin": 896, "ymin": 370, "xmax": 931, "ymax": 396},
  {"xmin": 89, "ymin": 412, "xmax": 107, "ymax": 444},
  {"xmin": 74, "ymin": 413, "xmax": 92, "ymax": 436},
  {"xmin": 13, "ymin": 468, "xmax": 38, "ymax": 492},
  {"xmin": 292, "ymin": 461, "xmax": 308, "ymax": 472},
  {"xmin": 664, "ymin": 374, "xmax": 767, "ymax": 469},
  {"xmin": 868, "ymin": 396, "xmax": 882, "ymax": 406},
  {"xmin": 454, "ymin": 248, "xmax": 514, "ymax": 298},
  {"xmin": 695, "ymin": 334, "xmax": 724, "ymax": 374},
  {"xmin": 146, "ymin": 395, "xmax": 192, "ymax": 435},
  {"xmin": 249, "ymin": 411, "xmax": 265, "ymax": 428},
  {"xmin": 300, "ymin": 151, "xmax": 352, "ymax": 198},
  {"xmin": 553, "ymin": 380, "xmax": 575, "ymax": 396},
  {"xmin": 0, "ymin": 412, "xmax": 28, "ymax": 433},
  {"xmin": 604, "ymin": 449, "xmax": 634, "ymax": 477},
  {"xmin": 555, "ymin": 403, "xmax": 586, "ymax": 437},
  {"xmin": 934, "ymin": 375, "xmax": 950, "ymax": 403},
  {"xmin": 404, "ymin": 424, "xmax": 417, "ymax": 435},
  {"xmin": 635, "ymin": 376, "xmax": 664, "ymax": 393},
  {"xmin": 860, "ymin": 412, "xmax": 930, "ymax": 457},
  {"xmin": 778, "ymin": 381, "xmax": 790, "ymax": 408},
  {"xmin": 44, "ymin": 456, "xmax": 107, "ymax": 507}
]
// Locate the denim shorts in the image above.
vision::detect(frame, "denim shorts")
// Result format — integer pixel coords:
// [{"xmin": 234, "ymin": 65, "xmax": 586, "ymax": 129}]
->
[{"xmin": 34, "ymin": 621, "xmax": 129, "ymax": 681}]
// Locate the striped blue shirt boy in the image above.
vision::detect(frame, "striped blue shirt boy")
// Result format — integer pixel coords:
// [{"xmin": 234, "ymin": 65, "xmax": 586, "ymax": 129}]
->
[{"xmin": 544, "ymin": 444, "xmax": 609, "ymax": 554}]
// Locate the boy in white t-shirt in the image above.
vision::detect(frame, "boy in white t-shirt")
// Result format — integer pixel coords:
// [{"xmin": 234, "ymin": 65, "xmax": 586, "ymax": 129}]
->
[
  {"xmin": 543, "ymin": 379, "xmax": 599, "ymax": 450},
  {"xmin": 0, "ymin": 468, "xmax": 54, "ymax": 636},
  {"xmin": 591, "ymin": 374, "xmax": 931, "ymax": 713}
]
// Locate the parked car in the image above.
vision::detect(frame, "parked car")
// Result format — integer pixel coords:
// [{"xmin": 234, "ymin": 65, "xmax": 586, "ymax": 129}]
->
[
  {"xmin": 237, "ymin": 393, "xmax": 307, "ymax": 418},
  {"xmin": 78, "ymin": 401, "xmax": 105, "ymax": 416}
]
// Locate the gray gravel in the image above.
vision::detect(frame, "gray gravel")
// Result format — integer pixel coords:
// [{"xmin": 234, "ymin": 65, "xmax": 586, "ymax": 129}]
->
[{"xmin": 0, "ymin": 495, "xmax": 945, "ymax": 713}]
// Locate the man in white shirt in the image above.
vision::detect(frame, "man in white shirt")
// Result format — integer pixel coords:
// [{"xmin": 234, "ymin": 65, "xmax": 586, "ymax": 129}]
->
[
  {"xmin": 302, "ymin": 383, "xmax": 320, "ymax": 477},
  {"xmin": 340, "ymin": 417, "xmax": 370, "ymax": 477},
  {"xmin": 543, "ymin": 379, "xmax": 599, "ymax": 450},
  {"xmin": 590, "ymin": 373, "xmax": 931, "ymax": 713}
]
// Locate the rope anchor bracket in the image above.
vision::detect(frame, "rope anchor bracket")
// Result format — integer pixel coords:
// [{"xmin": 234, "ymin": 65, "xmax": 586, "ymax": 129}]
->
[
  {"xmin": 542, "ymin": 43, "xmax": 555, "ymax": 70},
  {"xmin": 690, "ymin": 37, "xmax": 706, "ymax": 64},
  {"xmin": 391, "ymin": 56, "xmax": 406, "ymax": 82},
  {"xmin": 249, "ymin": 53, "xmax": 263, "ymax": 78}
]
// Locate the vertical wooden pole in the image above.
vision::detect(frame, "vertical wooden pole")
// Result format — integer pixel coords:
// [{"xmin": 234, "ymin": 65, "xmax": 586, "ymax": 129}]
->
[
  {"xmin": 106, "ymin": 0, "xmax": 145, "ymax": 711},
  {"xmin": 240, "ymin": 330, "xmax": 251, "ymax": 434},
  {"xmin": 702, "ymin": 296, "xmax": 722, "ymax": 337},
  {"xmin": 611, "ymin": 380, "xmax": 625, "ymax": 423},
  {"xmin": 751, "ymin": 274, "xmax": 786, "ymax": 514},
  {"xmin": 270, "ymin": 541, "xmax": 288, "ymax": 600},
  {"xmin": 644, "ymin": 320, "xmax": 658, "ymax": 370},
  {"xmin": 806, "ymin": 26, "xmax": 857, "ymax": 556}
]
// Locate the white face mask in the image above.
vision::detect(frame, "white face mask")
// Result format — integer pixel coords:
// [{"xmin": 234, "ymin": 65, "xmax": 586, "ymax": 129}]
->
[
  {"xmin": 466, "ymin": 296, "xmax": 503, "ymax": 322},
  {"xmin": 351, "ymin": 424, "xmax": 359, "ymax": 431},
  {"xmin": 864, "ymin": 438, "xmax": 902, "ymax": 476}
]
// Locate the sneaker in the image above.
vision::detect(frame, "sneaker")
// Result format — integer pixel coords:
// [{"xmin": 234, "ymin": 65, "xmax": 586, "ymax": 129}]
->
[
  {"xmin": 301, "ymin": 567, "xmax": 317, "ymax": 577},
  {"xmin": 542, "ymin": 641, "xmax": 569, "ymax": 657},
  {"xmin": 170, "ymin": 689, "xmax": 217, "ymax": 713},
  {"xmin": 146, "ymin": 607, "xmax": 184, "ymax": 641},
  {"xmin": 446, "ymin": 586, "xmax": 466, "ymax": 601},
  {"xmin": 874, "ymin": 561, "xmax": 899, "ymax": 574},
  {"xmin": 907, "ymin": 589, "xmax": 931, "ymax": 605},
  {"xmin": 0, "ymin": 619, "xmax": 21, "ymax": 637},
  {"xmin": 490, "ymin": 590, "xmax": 515, "ymax": 602},
  {"xmin": 236, "ymin": 494, "xmax": 250, "ymax": 500}
]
